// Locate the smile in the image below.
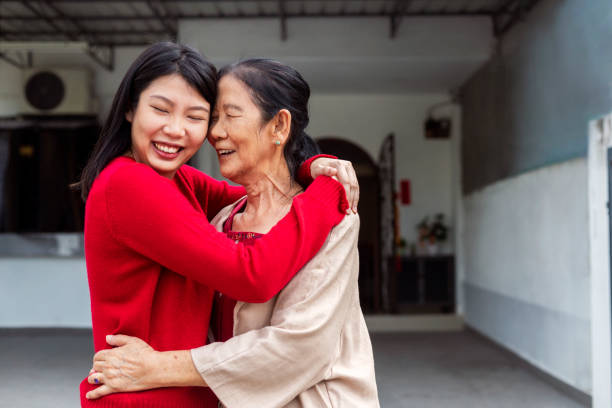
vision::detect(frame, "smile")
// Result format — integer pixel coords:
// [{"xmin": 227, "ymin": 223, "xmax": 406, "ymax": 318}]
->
[
  {"xmin": 217, "ymin": 149, "xmax": 235, "ymax": 156},
  {"xmin": 153, "ymin": 142, "xmax": 183, "ymax": 155}
]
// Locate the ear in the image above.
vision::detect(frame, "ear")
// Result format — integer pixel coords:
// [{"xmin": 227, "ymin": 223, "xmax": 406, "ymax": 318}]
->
[
  {"xmin": 272, "ymin": 109, "xmax": 291, "ymax": 145},
  {"xmin": 125, "ymin": 110, "xmax": 134, "ymax": 123}
]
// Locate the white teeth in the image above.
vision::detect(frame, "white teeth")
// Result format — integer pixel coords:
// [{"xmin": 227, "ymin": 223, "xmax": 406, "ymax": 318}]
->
[
  {"xmin": 154, "ymin": 143, "xmax": 179, "ymax": 154},
  {"xmin": 218, "ymin": 150, "xmax": 234, "ymax": 155}
]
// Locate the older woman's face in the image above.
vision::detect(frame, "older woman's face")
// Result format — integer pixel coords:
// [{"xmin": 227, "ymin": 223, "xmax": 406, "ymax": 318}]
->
[
  {"xmin": 127, "ymin": 74, "xmax": 210, "ymax": 179},
  {"xmin": 208, "ymin": 75, "xmax": 276, "ymax": 183}
]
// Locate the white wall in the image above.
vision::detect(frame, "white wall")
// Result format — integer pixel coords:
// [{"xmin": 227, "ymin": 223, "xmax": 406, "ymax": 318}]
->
[
  {"xmin": 0, "ymin": 258, "xmax": 90, "ymax": 327},
  {"xmin": 462, "ymin": 158, "xmax": 591, "ymax": 393},
  {"xmin": 179, "ymin": 17, "xmax": 491, "ymax": 93},
  {"xmin": 0, "ymin": 62, "xmax": 22, "ymax": 117},
  {"xmin": 458, "ymin": 0, "xmax": 607, "ymax": 396}
]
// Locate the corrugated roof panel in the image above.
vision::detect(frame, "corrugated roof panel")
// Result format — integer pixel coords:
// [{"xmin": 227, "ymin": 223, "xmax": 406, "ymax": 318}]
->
[
  {"xmin": 52, "ymin": 2, "xmax": 124, "ymax": 17},
  {"xmin": 0, "ymin": 2, "xmax": 19, "ymax": 16},
  {"xmin": 259, "ymin": 1, "xmax": 278, "ymax": 15},
  {"xmin": 132, "ymin": 1, "xmax": 157, "ymax": 16},
  {"xmin": 340, "ymin": 1, "xmax": 368, "ymax": 14},
  {"xmin": 0, "ymin": 0, "xmax": 536, "ymax": 46},
  {"xmin": 1, "ymin": 1, "xmax": 33, "ymax": 15},
  {"xmin": 284, "ymin": 1, "xmax": 301, "ymax": 14},
  {"xmin": 172, "ymin": 2, "xmax": 198, "ymax": 16},
  {"xmin": 233, "ymin": 1, "xmax": 264, "ymax": 16}
]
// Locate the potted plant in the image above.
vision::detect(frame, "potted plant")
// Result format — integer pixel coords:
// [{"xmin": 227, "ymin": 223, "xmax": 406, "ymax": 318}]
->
[{"xmin": 416, "ymin": 214, "xmax": 448, "ymax": 255}]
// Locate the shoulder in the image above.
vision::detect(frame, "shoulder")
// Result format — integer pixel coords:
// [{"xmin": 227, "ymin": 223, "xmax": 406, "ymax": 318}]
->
[
  {"xmin": 98, "ymin": 157, "xmax": 156, "ymax": 185},
  {"xmin": 177, "ymin": 163, "xmax": 199, "ymax": 181},
  {"xmin": 329, "ymin": 213, "xmax": 360, "ymax": 241},
  {"xmin": 178, "ymin": 164, "xmax": 217, "ymax": 187},
  {"xmin": 91, "ymin": 157, "xmax": 171, "ymax": 204},
  {"xmin": 312, "ymin": 213, "xmax": 360, "ymax": 258}
]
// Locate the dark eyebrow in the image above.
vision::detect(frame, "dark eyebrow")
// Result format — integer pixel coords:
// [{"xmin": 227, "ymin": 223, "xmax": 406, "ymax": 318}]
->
[
  {"xmin": 187, "ymin": 106, "xmax": 209, "ymax": 113},
  {"xmin": 223, "ymin": 103, "xmax": 243, "ymax": 112},
  {"xmin": 150, "ymin": 95, "xmax": 209, "ymax": 113},
  {"xmin": 150, "ymin": 95, "xmax": 174, "ymax": 105}
]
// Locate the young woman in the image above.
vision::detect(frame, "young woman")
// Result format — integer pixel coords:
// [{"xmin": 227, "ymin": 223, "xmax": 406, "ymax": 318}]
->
[
  {"xmin": 78, "ymin": 43, "xmax": 358, "ymax": 407},
  {"xmin": 86, "ymin": 59, "xmax": 379, "ymax": 407}
]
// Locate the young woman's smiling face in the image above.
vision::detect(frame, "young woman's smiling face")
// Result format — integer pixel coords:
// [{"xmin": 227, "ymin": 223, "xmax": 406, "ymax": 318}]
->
[{"xmin": 127, "ymin": 74, "xmax": 210, "ymax": 179}]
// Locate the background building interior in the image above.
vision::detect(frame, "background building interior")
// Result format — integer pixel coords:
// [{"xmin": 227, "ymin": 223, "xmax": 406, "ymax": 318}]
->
[{"xmin": 0, "ymin": 0, "xmax": 611, "ymax": 407}]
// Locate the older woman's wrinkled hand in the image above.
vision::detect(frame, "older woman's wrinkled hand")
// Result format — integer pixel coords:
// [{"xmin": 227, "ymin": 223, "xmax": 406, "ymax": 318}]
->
[
  {"xmin": 310, "ymin": 157, "xmax": 359, "ymax": 213},
  {"xmin": 86, "ymin": 334, "xmax": 157, "ymax": 400}
]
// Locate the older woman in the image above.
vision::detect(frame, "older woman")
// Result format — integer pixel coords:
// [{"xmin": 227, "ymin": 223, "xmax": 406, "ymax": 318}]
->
[
  {"xmin": 78, "ymin": 42, "xmax": 359, "ymax": 408},
  {"xmin": 86, "ymin": 59, "xmax": 379, "ymax": 407}
]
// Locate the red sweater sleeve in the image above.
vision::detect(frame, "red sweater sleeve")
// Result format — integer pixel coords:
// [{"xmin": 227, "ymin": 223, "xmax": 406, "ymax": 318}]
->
[
  {"xmin": 297, "ymin": 154, "xmax": 338, "ymax": 185},
  {"xmin": 104, "ymin": 163, "xmax": 348, "ymax": 303},
  {"xmin": 184, "ymin": 154, "xmax": 337, "ymax": 217}
]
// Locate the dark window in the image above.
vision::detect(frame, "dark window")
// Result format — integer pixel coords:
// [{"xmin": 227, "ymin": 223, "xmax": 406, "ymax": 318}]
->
[{"xmin": 0, "ymin": 118, "xmax": 98, "ymax": 232}]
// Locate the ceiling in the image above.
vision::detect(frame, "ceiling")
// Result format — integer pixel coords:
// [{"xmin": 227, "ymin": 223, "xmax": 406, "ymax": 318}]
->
[
  {"xmin": 0, "ymin": 0, "xmax": 542, "ymax": 93},
  {"xmin": 1, "ymin": 0, "xmax": 542, "ymax": 46}
]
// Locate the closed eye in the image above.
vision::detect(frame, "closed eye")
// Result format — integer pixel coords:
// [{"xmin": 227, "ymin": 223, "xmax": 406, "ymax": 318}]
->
[{"xmin": 151, "ymin": 105, "xmax": 168, "ymax": 113}]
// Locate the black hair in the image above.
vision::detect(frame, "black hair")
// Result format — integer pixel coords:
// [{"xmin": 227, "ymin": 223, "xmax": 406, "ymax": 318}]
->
[
  {"xmin": 77, "ymin": 41, "xmax": 217, "ymax": 201},
  {"xmin": 218, "ymin": 59, "xmax": 320, "ymax": 186}
]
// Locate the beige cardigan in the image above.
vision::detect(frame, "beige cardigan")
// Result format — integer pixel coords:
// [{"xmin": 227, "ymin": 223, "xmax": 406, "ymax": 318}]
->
[{"xmin": 191, "ymin": 199, "xmax": 380, "ymax": 408}]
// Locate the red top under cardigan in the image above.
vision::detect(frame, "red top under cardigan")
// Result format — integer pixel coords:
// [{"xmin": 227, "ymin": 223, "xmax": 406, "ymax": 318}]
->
[
  {"xmin": 80, "ymin": 156, "xmax": 346, "ymax": 408},
  {"xmin": 211, "ymin": 198, "xmax": 262, "ymax": 344}
]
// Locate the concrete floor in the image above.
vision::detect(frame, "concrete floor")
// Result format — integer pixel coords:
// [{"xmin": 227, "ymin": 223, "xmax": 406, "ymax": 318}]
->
[{"xmin": 0, "ymin": 330, "xmax": 586, "ymax": 408}]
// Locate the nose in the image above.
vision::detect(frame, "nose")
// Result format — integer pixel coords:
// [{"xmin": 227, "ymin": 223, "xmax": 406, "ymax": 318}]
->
[
  {"xmin": 163, "ymin": 116, "xmax": 186, "ymax": 138},
  {"xmin": 208, "ymin": 118, "xmax": 226, "ymax": 143}
]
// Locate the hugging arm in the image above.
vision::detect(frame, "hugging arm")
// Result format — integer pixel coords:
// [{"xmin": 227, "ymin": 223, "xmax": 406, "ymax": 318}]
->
[
  {"xmin": 105, "ymin": 162, "xmax": 348, "ymax": 302},
  {"xmin": 87, "ymin": 215, "xmax": 360, "ymax": 404},
  {"xmin": 188, "ymin": 154, "xmax": 358, "ymax": 219}
]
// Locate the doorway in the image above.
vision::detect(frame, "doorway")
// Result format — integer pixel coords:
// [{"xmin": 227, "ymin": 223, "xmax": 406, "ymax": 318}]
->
[{"xmin": 317, "ymin": 137, "xmax": 381, "ymax": 313}]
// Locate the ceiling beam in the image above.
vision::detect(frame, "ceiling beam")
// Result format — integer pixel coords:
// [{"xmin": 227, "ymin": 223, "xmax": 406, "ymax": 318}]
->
[
  {"xmin": 18, "ymin": 0, "xmax": 397, "ymax": 2},
  {"xmin": 492, "ymin": 0, "xmax": 542, "ymax": 37},
  {"xmin": 145, "ymin": 1, "xmax": 177, "ymax": 39},
  {"xmin": 0, "ymin": 52, "xmax": 27, "ymax": 69},
  {"xmin": 5, "ymin": 0, "xmax": 536, "ymax": 47},
  {"xmin": 279, "ymin": 0, "xmax": 287, "ymax": 41},
  {"xmin": 2, "ymin": 30, "xmax": 167, "ymax": 36},
  {"xmin": 20, "ymin": 1, "xmax": 78, "ymax": 40},
  {"xmin": 41, "ymin": 1, "xmax": 103, "ymax": 44},
  {"xmin": 390, "ymin": 0, "xmax": 412, "ymax": 39},
  {"xmin": 2, "ymin": 10, "xmax": 492, "ymax": 22},
  {"xmin": 14, "ymin": 1, "xmax": 116, "ymax": 70},
  {"xmin": 87, "ymin": 45, "xmax": 115, "ymax": 71}
]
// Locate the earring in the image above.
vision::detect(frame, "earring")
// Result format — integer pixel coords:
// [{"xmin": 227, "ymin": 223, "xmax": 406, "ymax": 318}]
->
[{"xmin": 274, "ymin": 140, "xmax": 281, "ymax": 146}]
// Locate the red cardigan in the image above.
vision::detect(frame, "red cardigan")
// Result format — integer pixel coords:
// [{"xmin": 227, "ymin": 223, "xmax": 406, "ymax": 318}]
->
[{"xmin": 80, "ymin": 156, "xmax": 346, "ymax": 407}]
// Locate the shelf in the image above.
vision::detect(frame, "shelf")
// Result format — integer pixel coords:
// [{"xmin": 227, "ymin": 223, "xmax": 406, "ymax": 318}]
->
[{"xmin": 392, "ymin": 255, "xmax": 455, "ymax": 314}]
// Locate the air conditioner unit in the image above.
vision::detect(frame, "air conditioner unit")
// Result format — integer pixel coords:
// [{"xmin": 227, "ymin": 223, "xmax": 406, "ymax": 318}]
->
[{"xmin": 20, "ymin": 67, "xmax": 95, "ymax": 115}]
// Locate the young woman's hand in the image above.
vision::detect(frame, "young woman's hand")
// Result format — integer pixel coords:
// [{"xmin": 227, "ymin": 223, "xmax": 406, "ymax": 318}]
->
[
  {"xmin": 310, "ymin": 157, "xmax": 359, "ymax": 213},
  {"xmin": 86, "ymin": 334, "xmax": 158, "ymax": 399}
]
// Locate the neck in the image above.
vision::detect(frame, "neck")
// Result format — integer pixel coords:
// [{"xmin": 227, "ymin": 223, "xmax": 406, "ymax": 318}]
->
[{"xmin": 234, "ymin": 162, "xmax": 302, "ymax": 233}]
